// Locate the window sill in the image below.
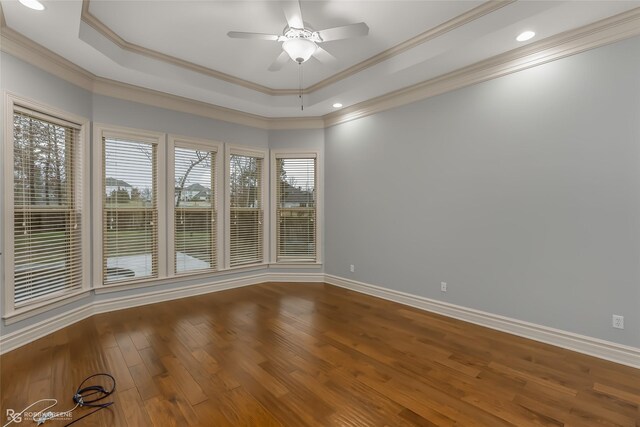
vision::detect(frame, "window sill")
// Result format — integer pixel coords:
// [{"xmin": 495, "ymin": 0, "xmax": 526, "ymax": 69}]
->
[
  {"xmin": 3, "ymin": 289, "xmax": 91, "ymax": 325},
  {"xmin": 93, "ymin": 263, "xmax": 270, "ymax": 295}
]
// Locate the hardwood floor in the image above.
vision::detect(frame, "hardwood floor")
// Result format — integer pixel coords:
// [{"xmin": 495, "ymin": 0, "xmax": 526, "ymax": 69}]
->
[{"xmin": 1, "ymin": 282, "xmax": 639, "ymax": 426}]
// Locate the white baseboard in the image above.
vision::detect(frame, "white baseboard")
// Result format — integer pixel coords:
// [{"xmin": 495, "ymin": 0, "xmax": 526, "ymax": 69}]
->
[
  {"xmin": 325, "ymin": 274, "xmax": 640, "ymax": 369},
  {"xmin": 266, "ymin": 272, "xmax": 327, "ymax": 283},
  {"xmin": 2, "ymin": 272, "xmax": 638, "ymax": 370},
  {"xmin": 94, "ymin": 273, "xmax": 269, "ymax": 315},
  {"xmin": 0, "ymin": 272, "xmax": 323, "ymax": 354},
  {"xmin": 0, "ymin": 304, "xmax": 96, "ymax": 356}
]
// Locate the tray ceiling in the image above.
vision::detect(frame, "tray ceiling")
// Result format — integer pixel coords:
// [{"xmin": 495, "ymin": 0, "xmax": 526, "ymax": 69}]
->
[{"xmin": 2, "ymin": 0, "xmax": 639, "ymax": 118}]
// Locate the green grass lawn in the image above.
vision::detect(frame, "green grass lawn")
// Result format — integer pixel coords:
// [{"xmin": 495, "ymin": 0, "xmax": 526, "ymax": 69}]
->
[{"xmin": 14, "ymin": 231, "xmax": 71, "ymax": 265}]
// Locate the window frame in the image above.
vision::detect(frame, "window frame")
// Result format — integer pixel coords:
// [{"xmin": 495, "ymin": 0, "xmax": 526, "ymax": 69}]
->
[
  {"xmin": 225, "ymin": 145, "xmax": 268, "ymax": 269},
  {"xmin": 92, "ymin": 123, "xmax": 166, "ymax": 290},
  {"xmin": 269, "ymin": 150, "xmax": 322, "ymax": 265},
  {"xmin": 167, "ymin": 135, "xmax": 223, "ymax": 277},
  {"xmin": 3, "ymin": 93, "xmax": 91, "ymax": 320}
]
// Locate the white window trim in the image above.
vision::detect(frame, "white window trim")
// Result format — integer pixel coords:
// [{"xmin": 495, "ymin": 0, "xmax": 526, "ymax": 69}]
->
[
  {"xmin": 269, "ymin": 150, "xmax": 322, "ymax": 265},
  {"xmin": 92, "ymin": 123, "xmax": 167, "ymax": 291},
  {"xmin": 225, "ymin": 145, "xmax": 269, "ymax": 269},
  {"xmin": 167, "ymin": 135, "xmax": 223, "ymax": 277},
  {"xmin": 3, "ymin": 92, "xmax": 91, "ymax": 320}
]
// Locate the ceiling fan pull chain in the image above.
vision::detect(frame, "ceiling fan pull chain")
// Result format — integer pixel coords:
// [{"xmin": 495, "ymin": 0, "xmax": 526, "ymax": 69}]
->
[{"xmin": 299, "ymin": 63, "xmax": 304, "ymax": 111}]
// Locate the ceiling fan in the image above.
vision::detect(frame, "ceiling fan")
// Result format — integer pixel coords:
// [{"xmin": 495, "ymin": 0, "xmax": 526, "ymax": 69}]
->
[{"xmin": 227, "ymin": 0, "xmax": 369, "ymax": 71}]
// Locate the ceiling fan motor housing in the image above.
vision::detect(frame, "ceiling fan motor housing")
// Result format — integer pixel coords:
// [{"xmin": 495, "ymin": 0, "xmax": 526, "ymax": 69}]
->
[{"xmin": 283, "ymin": 27, "xmax": 322, "ymax": 43}]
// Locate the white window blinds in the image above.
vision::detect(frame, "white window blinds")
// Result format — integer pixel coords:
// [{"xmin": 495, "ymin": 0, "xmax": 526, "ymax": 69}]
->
[
  {"xmin": 12, "ymin": 108, "xmax": 83, "ymax": 306},
  {"xmin": 103, "ymin": 137, "xmax": 158, "ymax": 284},
  {"xmin": 229, "ymin": 153, "xmax": 263, "ymax": 267},
  {"xmin": 174, "ymin": 147, "xmax": 217, "ymax": 274},
  {"xmin": 275, "ymin": 157, "xmax": 316, "ymax": 261}
]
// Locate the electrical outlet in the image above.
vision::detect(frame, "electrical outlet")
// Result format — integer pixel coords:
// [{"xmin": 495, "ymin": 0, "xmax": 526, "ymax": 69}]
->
[
  {"xmin": 350, "ymin": 264, "xmax": 355, "ymax": 273},
  {"xmin": 612, "ymin": 315, "xmax": 624, "ymax": 329},
  {"xmin": 441, "ymin": 282, "xmax": 447, "ymax": 292}
]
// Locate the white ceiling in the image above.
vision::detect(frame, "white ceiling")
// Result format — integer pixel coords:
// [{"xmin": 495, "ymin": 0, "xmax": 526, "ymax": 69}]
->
[
  {"xmin": 87, "ymin": 0, "xmax": 481, "ymax": 89},
  {"xmin": 2, "ymin": 0, "xmax": 639, "ymax": 118}
]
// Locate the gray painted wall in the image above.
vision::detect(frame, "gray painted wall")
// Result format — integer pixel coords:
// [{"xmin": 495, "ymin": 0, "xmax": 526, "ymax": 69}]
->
[
  {"xmin": 325, "ymin": 36, "xmax": 640, "ymax": 347},
  {"xmin": 92, "ymin": 95, "xmax": 268, "ymax": 149}
]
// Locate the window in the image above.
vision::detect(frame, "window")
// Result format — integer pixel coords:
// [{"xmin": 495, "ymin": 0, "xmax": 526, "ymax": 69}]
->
[
  {"xmin": 227, "ymin": 148, "xmax": 266, "ymax": 267},
  {"xmin": 6, "ymin": 100, "xmax": 88, "ymax": 311},
  {"xmin": 170, "ymin": 137, "xmax": 220, "ymax": 275},
  {"xmin": 95, "ymin": 126, "xmax": 165, "ymax": 286},
  {"xmin": 273, "ymin": 153, "xmax": 317, "ymax": 262}
]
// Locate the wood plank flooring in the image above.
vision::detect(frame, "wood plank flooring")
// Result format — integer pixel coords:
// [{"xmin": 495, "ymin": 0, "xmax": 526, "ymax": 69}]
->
[{"xmin": 1, "ymin": 282, "xmax": 639, "ymax": 426}]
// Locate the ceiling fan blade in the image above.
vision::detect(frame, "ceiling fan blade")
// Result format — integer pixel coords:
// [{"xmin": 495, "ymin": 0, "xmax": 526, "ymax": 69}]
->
[
  {"xmin": 281, "ymin": 0, "xmax": 304, "ymax": 29},
  {"xmin": 317, "ymin": 22, "xmax": 369, "ymax": 42},
  {"xmin": 312, "ymin": 46, "xmax": 338, "ymax": 67},
  {"xmin": 269, "ymin": 51, "xmax": 290, "ymax": 71},
  {"xmin": 227, "ymin": 31, "xmax": 280, "ymax": 41}
]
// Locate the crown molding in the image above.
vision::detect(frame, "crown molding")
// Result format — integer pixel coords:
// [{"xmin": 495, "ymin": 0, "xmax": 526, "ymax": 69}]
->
[
  {"xmin": 91, "ymin": 77, "xmax": 266, "ymax": 129},
  {"xmin": 2, "ymin": 7, "xmax": 639, "ymax": 130},
  {"xmin": 91, "ymin": 77, "xmax": 324, "ymax": 129},
  {"xmin": 324, "ymin": 6, "xmax": 640, "ymax": 127},
  {"xmin": 80, "ymin": 0, "xmax": 510, "ymax": 95},
  {"xmin": 80, "ymin": 0, "xmax": 296, "ymax": 97},
  {"xmin": 306, "ymin": 0, "xmax": 514, "ymax": 93},
  {"xmin": 0, "ymin": 23, "xmax": 323, "ymax": 130},
  {"xmin": 0, "ymin": 3, "xmax": 6, "ymax": 28},
  {"xmin": 0, "ymin": 24, "xmax": 94, "ymax": 91}
]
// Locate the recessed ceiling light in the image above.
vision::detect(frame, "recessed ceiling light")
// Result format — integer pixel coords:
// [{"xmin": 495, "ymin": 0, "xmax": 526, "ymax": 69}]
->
[
  {"xmin": 332, "ymin": 103, "xmax": 343, "ymax": 108},
  {"xmin": 516, "ymin": 31, "xmax": 535, "ymax": 42},
  {"xmin": 18, "ymin": 0, "xmax": 45, "ymax": 10}
]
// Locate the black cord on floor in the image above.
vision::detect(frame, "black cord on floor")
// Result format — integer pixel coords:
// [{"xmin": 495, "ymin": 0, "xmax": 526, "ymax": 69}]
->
[
  {"xmin": 5, "ymin": 373, "xmax": 116, "ymax": 427},
  {"xmin": 64, "ymin": 373, "xmax": 116, "ymax": 426},
  {"xmin": 64, "ymin": 405, "xmax": 112, "ymax": 427}
]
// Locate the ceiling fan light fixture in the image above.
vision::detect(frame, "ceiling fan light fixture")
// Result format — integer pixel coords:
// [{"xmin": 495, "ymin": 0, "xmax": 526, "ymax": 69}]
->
[{"xmin": 282, "ymin": 38, "xmax": 317, "ymax": 64}]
